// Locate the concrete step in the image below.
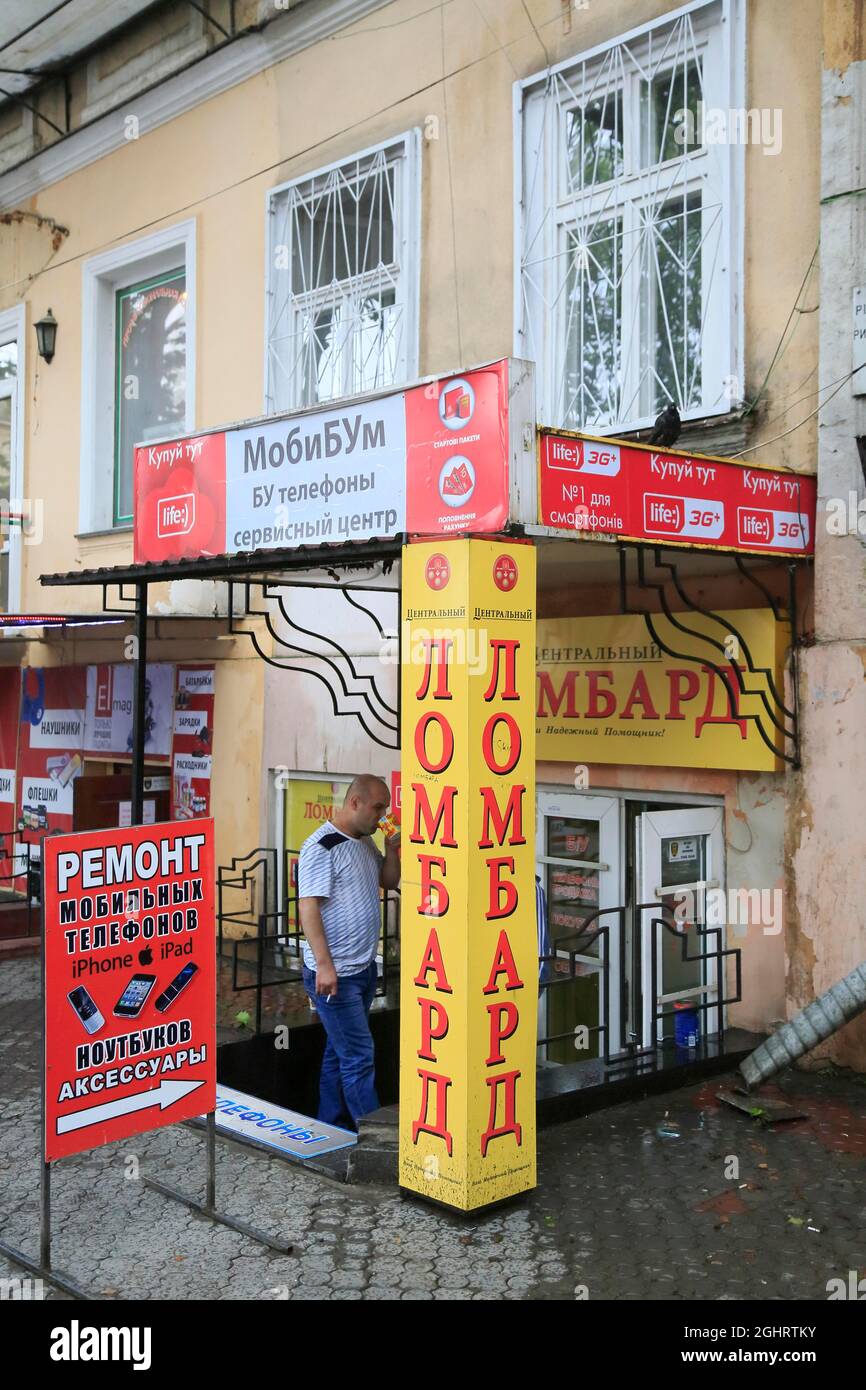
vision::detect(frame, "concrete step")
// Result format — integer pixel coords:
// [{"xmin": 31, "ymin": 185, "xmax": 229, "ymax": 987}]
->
[
  {"xmin": 0, "ymin": 935, "xmax": 40, "ymax": 960},
  {"xmin": 353, "ymin": 1104, "xmax": 399, "ymax": 1185},
  {"xmin": 0, "ymin": 903, "xmax": 36, "ymax": 940}
]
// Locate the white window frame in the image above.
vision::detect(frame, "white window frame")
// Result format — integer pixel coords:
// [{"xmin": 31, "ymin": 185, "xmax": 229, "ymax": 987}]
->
[
  {"xmin": 79, "ymin": 219, "xmax": 196, "ymax": 535},
  {"xmin": 514, "ymin": 0, "xmax": 744, "ymax": 435},
  {"xmin": 264, "ymin": 130, "xmax": 421, "ymax": 415},
  {"xmin": 0, "ymin": 302, "xmax": 25, "ymax": 616}
]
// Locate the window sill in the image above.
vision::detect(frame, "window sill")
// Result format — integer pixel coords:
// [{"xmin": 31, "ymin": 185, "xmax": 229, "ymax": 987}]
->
[{"xmin": 75, "ymin": 526, "xmax": 133, "ymax": 541}]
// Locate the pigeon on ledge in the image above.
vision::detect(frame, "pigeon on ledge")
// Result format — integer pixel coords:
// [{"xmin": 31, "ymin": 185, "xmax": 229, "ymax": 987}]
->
[{"xmin": 648, "ymin": 402, "xmax": 682, "ymax": 447}]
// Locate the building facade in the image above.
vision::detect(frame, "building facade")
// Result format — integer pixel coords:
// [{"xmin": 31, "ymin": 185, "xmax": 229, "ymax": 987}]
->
[{"xmin": 0, "ymin": 0, "xmax": 861, "ymax": 1073}]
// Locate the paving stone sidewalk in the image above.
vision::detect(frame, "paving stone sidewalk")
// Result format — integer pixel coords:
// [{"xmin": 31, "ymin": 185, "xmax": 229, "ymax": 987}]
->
[{"xmin": 2, "ymin": 958, "xmax": 865, "ymax": 1301}]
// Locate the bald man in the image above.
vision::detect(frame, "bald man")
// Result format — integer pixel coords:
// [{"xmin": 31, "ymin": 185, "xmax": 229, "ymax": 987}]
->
[{"xmin": 297, "ymin": 775, "xmax": 400, "ymax": 1129}]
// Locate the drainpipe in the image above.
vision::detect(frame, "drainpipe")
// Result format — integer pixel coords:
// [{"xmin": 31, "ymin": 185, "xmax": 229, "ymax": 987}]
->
[{"xmin": 739, "ymin": 960, "xmax": 866, "ymax": 1088}]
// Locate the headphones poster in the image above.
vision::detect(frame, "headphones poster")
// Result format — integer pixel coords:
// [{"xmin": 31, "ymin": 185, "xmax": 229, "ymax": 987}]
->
[{"xmin": 3, "ymin": 663, "xmax": 217, "ymax": 879}]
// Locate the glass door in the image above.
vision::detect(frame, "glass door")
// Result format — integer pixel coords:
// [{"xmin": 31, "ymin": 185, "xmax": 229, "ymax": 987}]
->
[
  {"xmin": 636, "ymin": 806, "xmax": 725, "ymax": 1045},
  {"xmin": 536, "ymin": 792, "xmax": 622, "ymax": 1062}
]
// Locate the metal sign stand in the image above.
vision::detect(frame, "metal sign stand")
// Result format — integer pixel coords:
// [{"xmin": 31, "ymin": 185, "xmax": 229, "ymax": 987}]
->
[
  {"xmin": 0, "ymin": 895, "xmax": 93, "ymax": 1299},
  {"xmin": 1, "ymin": 590, "xmax": 296, "ymax": 1298},
  {"xmin": 143, "ymin": 1112, "xmax": 294, "ymax": 1252},
  {"xmin": 126, "ymin": 587, "xmax": 292, "ymax": 1254}
]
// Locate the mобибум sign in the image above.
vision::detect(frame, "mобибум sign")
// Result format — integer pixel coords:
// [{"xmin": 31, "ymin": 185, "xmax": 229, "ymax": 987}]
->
[{"xmin": 134, "ymin": 360, "xmax": 534, "ymax": 563}]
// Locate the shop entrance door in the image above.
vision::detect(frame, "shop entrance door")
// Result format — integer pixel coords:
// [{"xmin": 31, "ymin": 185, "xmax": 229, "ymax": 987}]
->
[
  {"xmin": 635, "ymin": 807, "xmax": 725, "ymax": 1046},
  {"xmin": 536, "ymin": 792, "xmax": 621, "ymax": 1062}
]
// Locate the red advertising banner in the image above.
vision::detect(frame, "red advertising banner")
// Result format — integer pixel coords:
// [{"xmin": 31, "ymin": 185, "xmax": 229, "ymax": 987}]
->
[
  {"xmin": 0, "ymin": 668, "xmax": 20, "ymax": 888},
  {"xmin": 43, "ymin": 819, "xmax": 215, "ymax": 1162},
  {"xmin": 539, "ymin": 432, "xmax": 816, "ymax": 556},
  {"xmin": 134, "ymin": 361, "xmax": 516, "ymax": 563},
  {"xmin": 136, "ymin": 431, "xmax": 226, "ymax": 564},
  {"xmin": 170, "ymin": 666, "xmax": 215, "ymax": 819}
]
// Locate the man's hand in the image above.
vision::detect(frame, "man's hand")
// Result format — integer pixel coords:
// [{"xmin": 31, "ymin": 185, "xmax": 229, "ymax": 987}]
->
[
  {"xmin": 299, "ymin": 897, "xmax": 338, "ymax": 996},
  {"xmin": 315, "ymin": 960, "xmax": 338, "ymax": 997}
]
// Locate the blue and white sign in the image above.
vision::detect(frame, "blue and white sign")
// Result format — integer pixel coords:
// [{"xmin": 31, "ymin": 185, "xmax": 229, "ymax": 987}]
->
[{"xmin": 211, "ymin": 1085, "xmax": 357, "ymax": 1159}]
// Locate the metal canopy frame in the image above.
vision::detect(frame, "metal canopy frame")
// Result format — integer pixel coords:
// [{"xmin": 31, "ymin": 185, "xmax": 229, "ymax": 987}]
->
[
  {"xmin": 40, "ymin": 537, "xmax": 405, "ymax": 816},
  {"xmin": 39, "ymin": 530, "xmax": 809, "ymax": 808},
  {"xmin": 617, "ymin": 543, "xmax": 805, "ymax": 767}
]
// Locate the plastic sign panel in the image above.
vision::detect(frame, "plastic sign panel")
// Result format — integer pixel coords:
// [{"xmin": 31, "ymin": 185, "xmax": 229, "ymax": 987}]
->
[
  {"xmin": 211, "ymin": 1085, "xmax": 357, "ymax": 1159},
  {"xmin": 539, "ymin": 432, "xmax": 816, "ymax": 556},
  {"xmin": 171, "ymin": 666, "xmax": 215, "ymax": 819},
  {"xmin": 134, "ymin": 361, "xmax": 522, "ymax": 563},
  {"xmin": 536, "ymin": 610, "xmax": 790, "ymax": 771},
  {"xmin": 43, "ymin": 819, "xmax": 215, "ymax": 1162},
  {"xmin": 84, "ymin": 663, "xmax": 174, "ymax": 761},
  {"xmin": 400, "ymin": 538, "xmax": 537, "ymax": 1212},
  {"xmin": 16, "ymin": 667, "xmax": 86, "ymax": 890}
]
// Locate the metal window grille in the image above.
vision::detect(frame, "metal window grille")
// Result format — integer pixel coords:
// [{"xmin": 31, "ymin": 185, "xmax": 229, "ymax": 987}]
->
[
  {"xmin": 267, "ymin": 135, "xmax": 418, "ymax": 412},
  {"xmin": 518, "ymin": 0, "xmax": 735, "ymax": 432}
]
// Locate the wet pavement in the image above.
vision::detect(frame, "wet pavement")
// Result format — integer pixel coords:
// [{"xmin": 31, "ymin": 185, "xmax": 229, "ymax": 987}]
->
[{"xmin": 1, "ymin": 957, "xmax": 865, "ymax": 1301}]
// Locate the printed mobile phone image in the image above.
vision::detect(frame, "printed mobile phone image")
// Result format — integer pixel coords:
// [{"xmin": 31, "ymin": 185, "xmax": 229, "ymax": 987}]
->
[
  {"xmin": 154, "ymin": 962, "xmax": 199, "ymax": 1013},
  {"xmin": 67, "ymin": 985, "xmax": 105, "ymax": 1035},
  {"xmin": 113, "ymin": 973, "xmax": 157, "ymax": 1018}
]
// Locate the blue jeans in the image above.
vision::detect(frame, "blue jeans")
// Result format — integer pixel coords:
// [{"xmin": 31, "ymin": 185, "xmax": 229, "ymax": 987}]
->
[{"xmin": 302, "ymin": 961, "xmax": 380, "ymax": 1129}]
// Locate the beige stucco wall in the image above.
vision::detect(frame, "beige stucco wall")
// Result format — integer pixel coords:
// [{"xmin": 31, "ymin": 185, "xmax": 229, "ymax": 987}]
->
[{"xmin": 783, "ymin": 0, "xmax": 866, "ymax": 1069}]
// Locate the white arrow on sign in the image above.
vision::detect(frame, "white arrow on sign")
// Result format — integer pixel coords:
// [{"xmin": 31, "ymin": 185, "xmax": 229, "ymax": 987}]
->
[{"xmin": 56, "ymin": 1078, "xmax": 206, "ymax": 1135}]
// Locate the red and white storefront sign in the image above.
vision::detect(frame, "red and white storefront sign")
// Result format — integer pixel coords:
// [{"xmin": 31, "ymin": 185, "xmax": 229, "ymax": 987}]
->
[
  {"xmin": 539, "ymin": 433, "xmax": 816, "ymax": 556},
  {"xmin": 134, "ymin": 361, "xmax": 516, "ymax": 564},
  {"xmin": 135, "ymin": 363, "xmax": 817, "ymax": 564}
]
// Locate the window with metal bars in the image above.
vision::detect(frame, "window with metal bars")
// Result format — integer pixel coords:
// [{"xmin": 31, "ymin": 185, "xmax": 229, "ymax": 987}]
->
[
  {"xmin": 518, "ymin": 0, "xmax": 739, "ymax": 434},
  {"xmin": 266, "ymin": 133, "xmax": 420, "ymax": 413}
]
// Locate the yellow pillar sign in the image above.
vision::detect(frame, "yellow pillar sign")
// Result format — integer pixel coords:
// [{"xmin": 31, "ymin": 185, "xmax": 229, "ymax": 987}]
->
[{"xmin": 399, "ymin": 539, "xmax": 537, "ymax": 1212}]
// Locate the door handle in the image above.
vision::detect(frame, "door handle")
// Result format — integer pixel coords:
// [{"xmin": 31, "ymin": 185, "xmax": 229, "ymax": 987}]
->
[{"xmin": 653, "ymin": 879, "xmax": 719, "ymax": 898}]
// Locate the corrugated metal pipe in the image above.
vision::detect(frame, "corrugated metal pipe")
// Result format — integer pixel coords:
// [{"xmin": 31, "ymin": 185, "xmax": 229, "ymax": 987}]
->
[{"xmin": 739, "ymin": 961, "xmax": 866, "ymax": 1089}]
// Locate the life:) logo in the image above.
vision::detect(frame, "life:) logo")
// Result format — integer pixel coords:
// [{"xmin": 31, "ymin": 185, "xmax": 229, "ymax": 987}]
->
[
  {"xmin": 644, "ymin": 493, "xmax": 684, "ymax": 535},
  {"xmin": 738, "ymin": 508, "xmax": 773, "ymax": 546},
  {"xmin": 156, "ymin": 492, "xmax": 195, "ymax": 538}
]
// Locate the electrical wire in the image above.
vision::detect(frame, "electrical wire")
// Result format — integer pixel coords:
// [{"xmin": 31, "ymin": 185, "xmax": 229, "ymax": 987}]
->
[
  {"xmin": 470, "ymin": 0, "xmax": 520, "ymax": 78},
  {"xmin": 755, "ymin": 366, "xmax": 854, "ymax": 430},
  {"xmin": 730, "ymin": 367, "xmax": 863, "ymax": 459},
  {"xmin": 741, "ymin": 243, "xmax": 819, "ymax": 419},
  {"xmin": 0, "ymin": 32, "xmax": 537, "ymax": 298},
  {"xmin": 519, "ymin": 0, "xmax": 552, "ymax": 69}
]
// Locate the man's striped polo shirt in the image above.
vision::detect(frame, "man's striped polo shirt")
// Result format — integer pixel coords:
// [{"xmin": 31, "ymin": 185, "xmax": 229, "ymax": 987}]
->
[{"xmin": 297, "ymin": 821, "xmax": 384, "ymax": 976}]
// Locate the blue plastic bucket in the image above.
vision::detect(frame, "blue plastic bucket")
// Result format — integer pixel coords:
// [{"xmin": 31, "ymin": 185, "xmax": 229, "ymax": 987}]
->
[{"xmin": 674, "ymin": 1002, "xmax": 700, "ymax": 1049}]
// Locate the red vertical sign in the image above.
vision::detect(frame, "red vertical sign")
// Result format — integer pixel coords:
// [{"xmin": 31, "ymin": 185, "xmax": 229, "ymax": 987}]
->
[
  {"xmin": 171, "ymin": 666, "xmax": 215, "ymax": 819},
  {"xmin": 0, "ymin": 669, "xmax": 21, "ymax": 889},
  {"xmin": 16, "ymin": 667, "xmax": 86, "ymax": 885},
  {"xmin": 405, "ymin": 360, "xmax": 510, "ymax": 536}
]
